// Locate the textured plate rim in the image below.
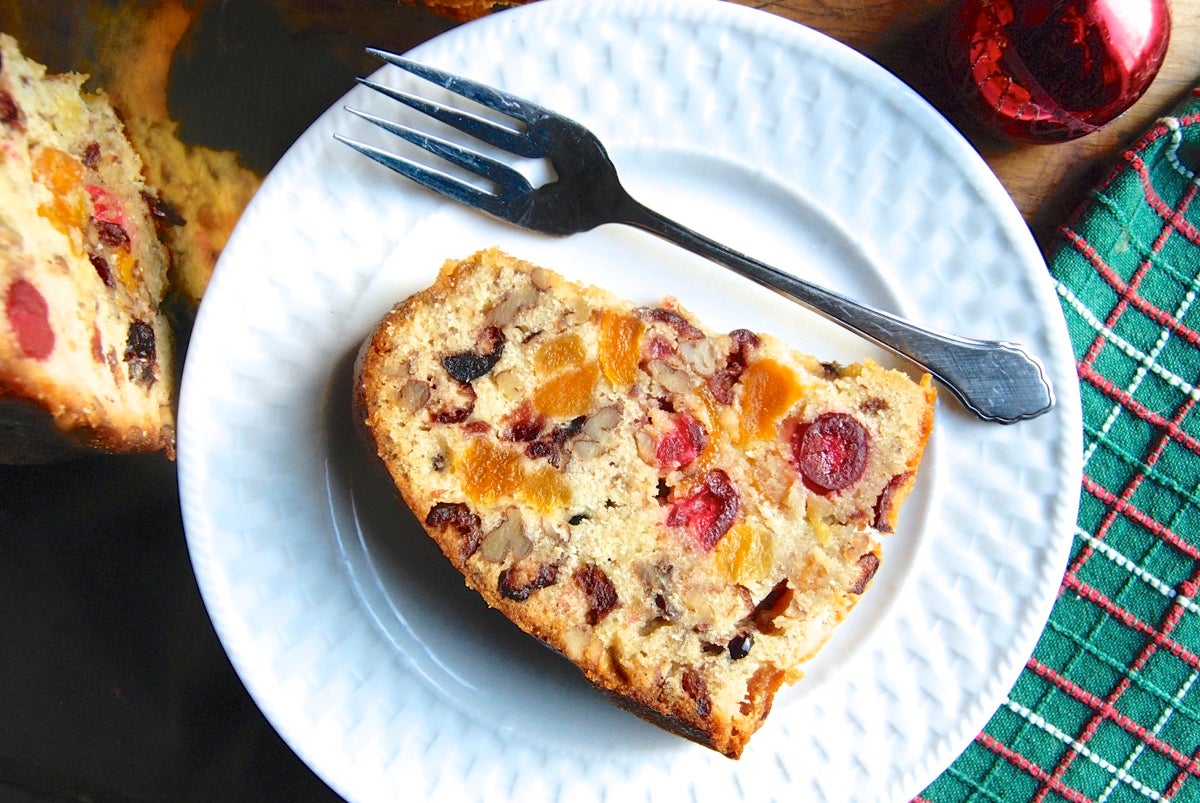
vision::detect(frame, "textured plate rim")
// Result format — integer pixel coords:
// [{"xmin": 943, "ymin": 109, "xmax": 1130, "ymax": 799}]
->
[{"xmin": 178, "ymin": 2, "xmax": 1082, "ymax": 801}]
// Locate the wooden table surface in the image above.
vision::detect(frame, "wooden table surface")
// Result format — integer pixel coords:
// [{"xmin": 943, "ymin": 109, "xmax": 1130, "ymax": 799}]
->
[
  {"xmin": 5, "ymin": 0, "xmax": 1194, "ymax": 247},
  {"xmin": 734, "ymin": 0, "xmax": 1200, "ymax": 243}
]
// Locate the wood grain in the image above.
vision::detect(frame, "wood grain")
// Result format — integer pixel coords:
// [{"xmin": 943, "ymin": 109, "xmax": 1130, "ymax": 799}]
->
[{"xmin": 735, "ymin": 0, "xmax": 1200, "ymax": 242}]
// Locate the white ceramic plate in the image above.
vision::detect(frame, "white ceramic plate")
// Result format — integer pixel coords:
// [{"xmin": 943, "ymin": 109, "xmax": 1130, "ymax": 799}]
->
[{"xmin": 178, "ymin": 1, "xmax": 1082, "ymax": 800}]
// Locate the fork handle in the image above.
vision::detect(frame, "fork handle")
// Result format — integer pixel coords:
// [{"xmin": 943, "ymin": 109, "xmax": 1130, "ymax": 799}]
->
[{"xmin": 618, "ymin": 199, "xmax": 1054, "ymax": 424}]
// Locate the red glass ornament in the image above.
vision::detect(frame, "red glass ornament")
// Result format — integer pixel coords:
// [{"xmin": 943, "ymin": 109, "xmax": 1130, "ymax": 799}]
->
[{"xmin": 944, "ymin": 0, "xmax": 1171, "ymax": 143}]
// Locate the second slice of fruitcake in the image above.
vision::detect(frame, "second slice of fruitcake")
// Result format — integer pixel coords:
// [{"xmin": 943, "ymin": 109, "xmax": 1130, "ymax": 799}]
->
[
  {"xmin": 0, "ymin": 33, "xmax": 177, "ymax": 461},
  {"xmin": 354, "ymin": 247, "xmax": 935, "ymax": 758}
]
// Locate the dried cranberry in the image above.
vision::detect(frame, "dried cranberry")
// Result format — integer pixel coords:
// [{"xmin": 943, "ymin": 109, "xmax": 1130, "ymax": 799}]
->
[
  {"xmin": 681, "ymin": 668, "xmax": 712, "ymax": 718},
  {"xmin": 653, "ymin": 593, "xmax": 671, "ymax": 616},
  {"xmin": 665, "ymin": 469, "xmax": 740, "ymax": 551},
  {"xmin": 851, "ymin": 553, "xmax": 881, "ymax": 595},
  {"xmin": 708, "ymin": 329, "xmax": 760, "ymax": 404},
  {"xmin": 872, "ymin": 472, "xmax": 912, "ymax": 533},
  {"xmin": 89, "ymin": 254, "xmax": 114, "ymax": 287},
  {"xmin": 431, "ymin": 405, "xmax": 473, "ymax": 424},
  {"xmin": 640, "ymin": 307, "xmax": 703, "ymax": 340},
  {"xmin": 643, "ymin": 335, "xmax": 673, "ymax": 361},
  {"xmin": 706, "ymin": 371, "xmax": 737, "ymax": 405},
  {"xmin": 728, "ymin": 328, "xmax": 760, "ymax": 354},
  {"xmin": 425, "ymin": 501, "xmax": 481, "ymax": 561},
  {"xmin": 5, "ymin": 279, "xmax": 53, "ymax": 360},
  {"xmin": 502, "ymin": 401, "xmax": 546, "ymax": 442},
  {"xmin": 792, "ymin": 412, "xmax": 869, "ymax": 493},
  {"xmin": 123, "ymin": 320, "xmax": 157, "ymax": 386},
  {"xmin": 141, "ymin": 191, "xmax": 185, "ymax": 227},
  {"xmin": 574, "ymin": 564, "xmax": 618, "ymax": 625},
  {"xmin": 0, "ymin": 89, "xmax": 22, "ymax": 130},
  {"xmin": 498, "ymin": 562, "xmax": 558, "ymax": 601},
  {"xmin": 95, "ymin": 219, "xmax": 131, "ymax": 250},
  {"xmin": 429, "ymin": 382, "xmax": 476, "ymax": 424},
  {"xmin": 524, "ymin": 415, "xmax": 585, "ymax": 467},
  {"xmin": 751, "ymin": 579, "xmax": 794, "ymax": 635},
  {"xmin": 655, "ymin": 413, "xmax": 707, "ymax": 471},
  {"xmin": 524, "ymin": 440, "xmax": 554, "ymax": 461},
  {"xmin": 90, "ymin": 325, "xmax": 104, "ymax": 363},
  {"xmin": 554, "ymin": 415, "xmax": 585, "ymax": 439}
]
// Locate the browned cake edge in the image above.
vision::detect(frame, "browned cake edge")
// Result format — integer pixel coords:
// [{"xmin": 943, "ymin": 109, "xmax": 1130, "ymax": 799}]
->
[{"xmin": 353, "ymin": 249, "xmax": 936, "ymax": 758}]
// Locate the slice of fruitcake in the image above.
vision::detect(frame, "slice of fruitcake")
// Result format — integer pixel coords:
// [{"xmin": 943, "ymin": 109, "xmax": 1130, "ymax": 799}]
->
[
  {"xmin": 354, "ymin": 247, "xmax": 935, "ymax": 758},
  {"xmin": 0, "ymin": 34, "xmax": 177, "ymax": 462}
]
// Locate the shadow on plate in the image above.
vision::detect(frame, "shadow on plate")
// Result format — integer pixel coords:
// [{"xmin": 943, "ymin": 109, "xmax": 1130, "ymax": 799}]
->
[{"xmin": 322, "ymin": 343, "xmax": 683, "ymax": 759}]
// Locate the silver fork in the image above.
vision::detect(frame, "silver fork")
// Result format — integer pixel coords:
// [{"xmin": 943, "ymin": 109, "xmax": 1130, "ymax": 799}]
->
[{"xmin": 336, "ymin": 48, "xmax": 1055, "ymax": 424}]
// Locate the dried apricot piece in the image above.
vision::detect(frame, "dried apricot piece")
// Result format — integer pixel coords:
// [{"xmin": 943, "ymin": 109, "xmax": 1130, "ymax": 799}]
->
[
  {"xmin": 458, "ymin": 438, "xmax": 523, "ymax": 502},
  {"xmin": 534, "ymin": 331, "xmax": 586, "ymax": 374},
  {"xmin": 112, "ymin": 250, "xmax": 137, "ymax": 290},
  {"xmin": 32, "ymin": 145, "xmax": 84, "ymax": 196},
  {"xmin": 532, "ymin": 362, "xmax": 599, "ymax": 419},
  {"xmin": 715, "ymin": 522, "xmax": 774, "ymax": 584},
  {"xmin": 32, "ymin": 146, "xmax": 86, "ymax": 240},
  {"xmin": 523, "ymin": 463, "xmax": 571, "ymax": 511},
  {"xmin": 737, "ymin": 358, "xmax": 803, "ymax": 445},
  {"xmin": 598, "ymin": 309, "xmax": 643, "ymax": 388},
  {"xmin": 530, "ymin": 331, "xmax": 599, "ymax": 417}
]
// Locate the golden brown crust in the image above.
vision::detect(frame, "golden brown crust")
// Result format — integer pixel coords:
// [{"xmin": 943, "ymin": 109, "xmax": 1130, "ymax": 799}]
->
[
  {"xmin": 0, "ymin": 393, "xmax": 174, "ymax": 463},
  {"xmin": 356, "ymin": 248, "xmax": 935, "ymax": 758}
]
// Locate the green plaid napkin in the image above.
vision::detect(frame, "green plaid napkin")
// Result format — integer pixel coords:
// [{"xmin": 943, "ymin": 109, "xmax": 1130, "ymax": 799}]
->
[{"xmin": 920, "ymin": 88, "xmax": 1200, "ymax": 803}]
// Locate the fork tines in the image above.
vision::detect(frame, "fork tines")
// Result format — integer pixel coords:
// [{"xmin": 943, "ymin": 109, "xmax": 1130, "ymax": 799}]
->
[
  {"xmin": 335, "ymin": 48, "xmax": 554, "ymax": 210},
  {"xmin": 363, "ymin": 49, "xmax": 550, "ymax": 154}
]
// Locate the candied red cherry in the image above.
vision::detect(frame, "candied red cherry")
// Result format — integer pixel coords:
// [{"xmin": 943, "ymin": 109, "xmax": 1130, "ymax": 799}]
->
[
  {"xmin": 666, "ymin": 469, "xmax": 740, "ymax": 551},
  {"xmin": 6, "ymin": 279, "xmax": 54, "ymax": 360},
  {"xmin": 792, "ymin": 412, "xmax": 869, "ymax": 493}
]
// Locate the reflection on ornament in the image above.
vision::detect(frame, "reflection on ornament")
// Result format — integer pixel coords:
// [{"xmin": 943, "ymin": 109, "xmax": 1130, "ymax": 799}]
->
[{"xmin": 944, "ymin": 0, "xmax": 1170, "ymax": 143}]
